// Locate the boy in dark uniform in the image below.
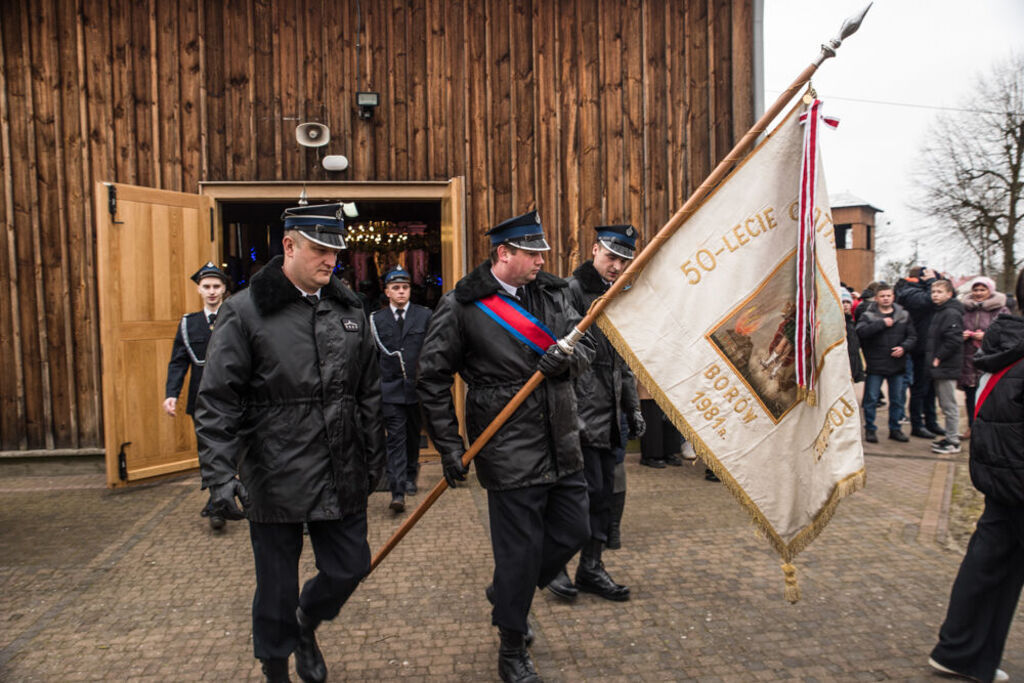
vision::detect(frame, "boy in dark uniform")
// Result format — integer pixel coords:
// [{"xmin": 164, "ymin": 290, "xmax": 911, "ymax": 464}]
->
[
  {"xmin": 163, "ymin": 261, "xmax": 230, "ymax": 530},
  {"xmin": 370, "ymin": 267, "xmax": 433, "ymax": 513}
]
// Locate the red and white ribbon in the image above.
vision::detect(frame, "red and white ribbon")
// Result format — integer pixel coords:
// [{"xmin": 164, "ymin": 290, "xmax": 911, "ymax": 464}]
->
[{"xmin": 795, "ymin": 100, "xmax": 838, "ymax": 400}]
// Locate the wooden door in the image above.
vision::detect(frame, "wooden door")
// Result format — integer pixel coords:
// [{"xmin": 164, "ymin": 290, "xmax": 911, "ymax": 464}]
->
[{"xmin": 95, "ymin": 183, "xmax": 218, "ymax": 487}]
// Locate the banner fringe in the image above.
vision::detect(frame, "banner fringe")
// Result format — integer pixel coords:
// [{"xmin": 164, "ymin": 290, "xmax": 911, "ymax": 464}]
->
[
  {"xmin": 597, "ymin": 314, "xmax": 867, "ymax": 601},
  {"xmin": 781, "ymin": 563, "xmax": 801, "ymax": 603}
]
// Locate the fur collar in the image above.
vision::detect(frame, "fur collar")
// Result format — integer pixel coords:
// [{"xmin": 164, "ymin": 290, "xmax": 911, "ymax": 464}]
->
[
  {"xmin": 454, "ymin": 260, "xmax": 567, "ymax": 304},
  {"xmin": 961, "ymin": 290, "xmax": 1007, "ymax": 313},
  {"xmin": 249, "ymin": 255, "xmax": 362, "ymax": 316},
  {"xmin": 571, "ymin": 260, "xmax": 609, "ymax": 294}
]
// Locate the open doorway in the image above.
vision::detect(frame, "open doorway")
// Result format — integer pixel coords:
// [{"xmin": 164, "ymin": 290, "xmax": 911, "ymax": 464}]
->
[
  {"xmin": 219, "ymin": 198, "xmax": 445, "ymax": 315},
  {"xmin": 202, "ymin": 180, "xmax": 469, "ymax": 470}
]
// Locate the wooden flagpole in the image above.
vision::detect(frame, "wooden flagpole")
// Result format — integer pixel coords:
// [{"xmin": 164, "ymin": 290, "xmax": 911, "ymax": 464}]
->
[{"xmin": 369, "ymin": 3, "xmax": 872, "ymax": 572}]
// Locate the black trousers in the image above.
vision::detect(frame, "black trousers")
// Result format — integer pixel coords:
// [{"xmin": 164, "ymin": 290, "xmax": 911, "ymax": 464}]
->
[
  {"xmin": 964, "ymin": 385, "xmax": 978, "ymax": 428},
  {"xmin": 248, "ymin": 513, "xmax": 370, "ymax": 660},
  {"xmin": 639, "ymin": 398, "xmax": 680, "ymax": 461},
  {"xmin": 931, "ymin": 497, "xmax": 1024, "ymax": 681},
  {"xmin": 582, "ymin": 445, "xmax": 616, "ymax": 542},
  {"xmin": 487, "ymin": 471, "xmax": 590, "ymax": 633},
  {"xmin": 382, "ymin": 402, "xmax": 422, "ymax": 495},
  {"xmin": 909, "ymin": 353, "xmax": 938, "ymax": 430}
]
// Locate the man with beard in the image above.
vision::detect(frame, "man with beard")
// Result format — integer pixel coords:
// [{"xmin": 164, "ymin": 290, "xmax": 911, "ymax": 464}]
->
[
  {"xmin": 195, "ymin": 203, "xmax": 385, "ymax": 682},
  {"xmin": 417, "ymin": 210, "xmax": 594, "ymax": 683},
  {"xmin": 546, "ymin": 225, "xmax": 644, "ymax": 603}
]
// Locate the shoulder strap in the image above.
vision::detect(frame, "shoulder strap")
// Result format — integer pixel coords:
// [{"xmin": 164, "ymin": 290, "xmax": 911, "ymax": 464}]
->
[
  {"xmin": 369, "ymin": 311, "xmax": 407, "ymax": 379},
  {"xmin": 180, "ymin": 314, "xmax": 206, "ymax": 367}
]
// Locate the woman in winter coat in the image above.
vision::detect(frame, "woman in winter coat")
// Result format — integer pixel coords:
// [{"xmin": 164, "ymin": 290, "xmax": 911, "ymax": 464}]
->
[
  {"xmin": 929, "ymin": 268, "xmax": 1024, "ymax": 683},
  {"xmin": 959, "ymin": 276, "xmax": 1011, "ymax": 436}
]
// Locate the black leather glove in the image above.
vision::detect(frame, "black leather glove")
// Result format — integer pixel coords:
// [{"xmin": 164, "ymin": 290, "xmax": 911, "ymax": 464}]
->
[
  {"xmin": 208, "ymin": 478, "xmax": 250, "ymax": 520},
  {"xmin": 441, "ymin": 450, "xmax": 468, "ymax": 488},
  {"xmin": 537, "ymin": 344, "xmax": 572, "ymax": 378},
  {"xmin": 627, "ymin": 408, "xmax": 646, "ymax": 439}
]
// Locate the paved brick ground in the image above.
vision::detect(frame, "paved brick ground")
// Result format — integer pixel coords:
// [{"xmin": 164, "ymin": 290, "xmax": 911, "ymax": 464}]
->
[{"xmin": 1, "ymin": 422, "xmax": 1021, "ymax": 681}]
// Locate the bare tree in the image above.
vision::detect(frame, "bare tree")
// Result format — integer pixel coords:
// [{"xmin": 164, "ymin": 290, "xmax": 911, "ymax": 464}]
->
[{"xmin": 912, "ymin": 54, "xmax": 1024, "ymax": 291}]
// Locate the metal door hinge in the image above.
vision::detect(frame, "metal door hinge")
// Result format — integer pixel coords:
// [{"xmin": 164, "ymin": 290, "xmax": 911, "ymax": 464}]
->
[
  {"xmin": 117, "ymin": 441, "xmax": 132, "ymax": 481},
  {"xmin": 107, "ymin": 185, "xmax": 125, "ymax": 225}
]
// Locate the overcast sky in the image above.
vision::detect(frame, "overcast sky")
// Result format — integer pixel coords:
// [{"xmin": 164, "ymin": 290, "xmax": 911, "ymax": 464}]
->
[{"xmin": 763, "ymin": 0, "xmax": 1024, "ymax": 276}]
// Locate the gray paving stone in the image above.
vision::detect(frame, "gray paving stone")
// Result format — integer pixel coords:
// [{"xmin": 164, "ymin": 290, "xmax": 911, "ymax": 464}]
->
[{"xmin": 0, "ymin": 418, "xmax": 1021, "ymax": 681}]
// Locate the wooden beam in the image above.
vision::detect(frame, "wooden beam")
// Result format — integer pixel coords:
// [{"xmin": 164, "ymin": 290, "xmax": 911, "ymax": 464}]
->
[
  {"xmin": 23, "ymin": 2, "xmax": 56, "ymax": 449},
  {"xmin": 53, "ymin": 0, "xmax": 82, "ymax": 448},
  {"xmin": 0, "ymin": 10, "xmax": 27, "ymax": 450}
]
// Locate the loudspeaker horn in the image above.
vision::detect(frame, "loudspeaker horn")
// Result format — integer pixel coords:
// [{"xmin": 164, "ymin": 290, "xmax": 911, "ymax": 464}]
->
[{"xmin": 296, "ymin": 122, "xmax": 330, "ymax": 148}]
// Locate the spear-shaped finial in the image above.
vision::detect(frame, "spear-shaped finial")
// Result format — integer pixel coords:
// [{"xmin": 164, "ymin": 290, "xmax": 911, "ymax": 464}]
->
[{"xmin": 814, "ymin": 2, "xmax": 873, "ymax": 66}]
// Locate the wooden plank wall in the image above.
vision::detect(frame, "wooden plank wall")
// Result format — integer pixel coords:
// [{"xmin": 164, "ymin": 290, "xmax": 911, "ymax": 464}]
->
[{"xmin": 0, "ymin": 0, "xmax": 754, "ymax": 451}]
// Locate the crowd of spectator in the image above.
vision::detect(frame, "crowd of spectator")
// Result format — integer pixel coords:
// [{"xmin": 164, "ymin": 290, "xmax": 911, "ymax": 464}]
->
[{"xmin": 842, "ymin": 267, "xmax": 1015, "ymax": 455}]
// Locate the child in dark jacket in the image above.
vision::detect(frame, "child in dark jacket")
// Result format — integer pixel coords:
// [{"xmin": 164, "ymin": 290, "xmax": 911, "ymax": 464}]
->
[
  {"xmin": 926, "ymin": 279, "xmax": 965, "ymax": 453},
  {"xmin": 855, "ymin": 283, "xmax": 916, "ymax": 442}
]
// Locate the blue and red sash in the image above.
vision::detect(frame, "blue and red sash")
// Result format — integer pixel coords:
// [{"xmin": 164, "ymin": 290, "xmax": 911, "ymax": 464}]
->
[{"xmin": 474, "ymin": 293, "xmax": 556, "ymax": 356}]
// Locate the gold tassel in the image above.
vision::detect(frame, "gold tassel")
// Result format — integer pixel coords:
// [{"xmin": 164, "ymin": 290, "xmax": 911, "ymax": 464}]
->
[
  {"xmin": 782, "ymin": 563, "xmax": 801, "ymax": 603},
  {"xmin": 805, "ymin": 389, "xmax": 817, "ymax": 407}
]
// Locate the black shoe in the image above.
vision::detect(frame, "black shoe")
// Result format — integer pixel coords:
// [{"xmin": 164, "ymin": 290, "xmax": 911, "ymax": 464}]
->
[
  {"xmin": 545, "ymin": 567, "xmax": 578, "ymax": 600},
  {"xmin": 498, "ymin": 628, "xmax": 542, "ymax": 683},
  {"xmin": 486, "ymin": 585, "xmax": 534, "ymax": 646},
  {"xmin": 639, "ymin": 458, "xmax": 666, "ymax": 469},
  {"xmin": 704, "ymin": 468, "xmax": 720, "ymax": 482},
  {"xmin": 926, "ymin": 424, "xmax": 946, "ymax": 436},
  {"xmin": 261, "ymin": 658, "xmax": 291, "ymax": 683},
  {"xmin": 864, "ymin": 430, "xmax": 878, "ymax": 443},
  {"xmin": 294, "ymin": 607, "xmax": 326, "ymax": 683},
  {"xmin": 663, "ymin": 453, "xmax": 684, "ymax": 467},
  {"xmin": 208, "ymin": 514, "xmax": 226, "ymax": 530},
  {"xmin": 888, "ymin": 429, "xmax": 909, "ymax": 442},
  {"xmin": 406, "ymin": 480, "xmax": 418, "ymax": 495},
  {"xmin": 389, "ymin": 494, "xmax": 405, "ymax": 513},
  {"xmin": 575, "ymin": 541, "xmax": 630, "ymax": 601},
  {"xmin": 910, "ymin": 427, "xmax": 936, "ymax": 439}
]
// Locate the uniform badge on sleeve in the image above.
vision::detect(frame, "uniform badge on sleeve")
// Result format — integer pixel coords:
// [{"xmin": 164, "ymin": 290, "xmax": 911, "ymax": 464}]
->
[{"xmin": 342, "ymin": 318, "xmax": 360, "ymax": 332}]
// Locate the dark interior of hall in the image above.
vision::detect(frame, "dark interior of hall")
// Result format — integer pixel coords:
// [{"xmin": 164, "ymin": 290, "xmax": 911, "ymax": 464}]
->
[{"xmin": 220, "ymin": 199, "xmax": 444, "ymax": 310}]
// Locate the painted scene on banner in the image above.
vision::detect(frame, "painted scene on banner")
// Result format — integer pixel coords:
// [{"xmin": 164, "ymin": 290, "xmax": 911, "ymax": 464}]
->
[{"xmin": 708, "ymin": 250, "xmax": 846, "ymax": 422}]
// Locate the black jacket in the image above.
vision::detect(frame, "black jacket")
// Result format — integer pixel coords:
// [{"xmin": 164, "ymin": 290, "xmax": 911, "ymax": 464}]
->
[
  {"xmin": 370, "ymin": 303, "xmax": 432, "ymax": 404},
  {"xmin": 968, "ymin": 314, "xmax": 1024, "ymax": 507},
  {"xmin": 165, "ymin": 311, "xmax": 214, "ymax": 416},
  {"xmin": 895, "ymin": 276, "xmax": 937, "ymax": 353},
  {"xmin": 195, "ymin": 255, "xmax": 386, "ymax": 523},
  {"xmin": 417, "ymin": 261, "xmax": 594, "ymax": 490},
  {"xmin": 845, "ymin": 313, "xmax": 865, "ymax": 383},
  {"xmin": 925, "ymin": 297, "xmax": 965, "ymax": 380},
  {"xmin": 567, "ymin": 261, "xmax": 639, "ymax": 449},
  {"xmin": 855, "ymin": 301, "xmax": 916, "ymax": 377}
]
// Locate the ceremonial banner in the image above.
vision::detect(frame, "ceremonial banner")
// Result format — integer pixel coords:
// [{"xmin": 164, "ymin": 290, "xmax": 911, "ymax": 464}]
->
[{"xmin": 599, "ymin": 104, "xmax": 865, "ymax": 600}]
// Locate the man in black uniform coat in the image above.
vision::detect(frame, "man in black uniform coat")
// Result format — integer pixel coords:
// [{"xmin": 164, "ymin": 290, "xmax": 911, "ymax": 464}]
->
[
  {"xmin": 195, "ymin": 203, "xmax": 385, "ymax": 683},
  {"xmin": 370, "ymin": 267, "xmax": 432, "ymax": 513},
  {"xmin": 547, "ymin": 225, "xmax": 645, "ymax": 603},
  {"xmin": 162, "ymin": 261, "xmax": 230, "ymax": 530},
  {"xmin": 417, "ymin": 210, "xmax": 595, "ymax": 683}
]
